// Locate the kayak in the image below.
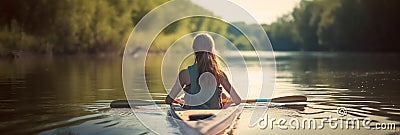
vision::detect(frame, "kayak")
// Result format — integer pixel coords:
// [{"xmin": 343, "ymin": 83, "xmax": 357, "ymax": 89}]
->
[
  {"xmin": 108, "ymin": 96, "xmax": 306, "ymax": 134},
  {"xmin": 169, "ymin": 104, "xmax": 243, "ymax": 135}
]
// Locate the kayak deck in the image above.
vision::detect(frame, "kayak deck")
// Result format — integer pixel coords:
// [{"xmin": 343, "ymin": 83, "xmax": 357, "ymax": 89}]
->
[
  {"xmin": 169, "ymin": 105, "xmax": 242, "ymax": 135},
  {"xmin": 174, "ymin": 109, "xmax": 219, "ymax": 121}
]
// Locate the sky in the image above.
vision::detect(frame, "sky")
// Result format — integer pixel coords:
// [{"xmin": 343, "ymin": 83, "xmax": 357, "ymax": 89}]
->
[{"xmin": 191, "ymin": 0, "xmax": 301, "ymax": 24}]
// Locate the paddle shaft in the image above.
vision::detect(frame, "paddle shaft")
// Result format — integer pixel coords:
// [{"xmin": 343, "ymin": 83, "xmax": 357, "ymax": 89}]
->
[{"xmin": 121, "ymin": 95, "xmax": 306, "ymax": 104}]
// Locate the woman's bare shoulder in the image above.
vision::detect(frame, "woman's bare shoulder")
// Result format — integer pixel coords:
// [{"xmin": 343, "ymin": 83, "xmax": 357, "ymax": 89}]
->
[
  {"xmin": 178, "ymin": 69, "xmax": 190, "ymax": 84},
  {"xmin": 179, "ymin": 69, "xmax": 189, "ymax": 76}
]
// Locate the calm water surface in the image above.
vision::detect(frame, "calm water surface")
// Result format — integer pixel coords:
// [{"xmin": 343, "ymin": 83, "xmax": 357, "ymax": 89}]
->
[{"xmin": 0, "ymin": 52, "xmax": 399, "ymax": 134}]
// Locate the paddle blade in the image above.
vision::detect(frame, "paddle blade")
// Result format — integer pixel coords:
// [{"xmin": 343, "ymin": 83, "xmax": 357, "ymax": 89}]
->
[
  {"xmin": 221, "ymin": 95, "xmax": 307, "ymax": 103},
  {"xmin": 270, "ymin": 95, "xmax": 307, "ymax": 103},
  {"xmin": 110, "ymin": 100, "xmax": 130, "ymax": 108},
  {"xmin": 110, "ymin": 100, "xmax": 166, "ymax": 108}
]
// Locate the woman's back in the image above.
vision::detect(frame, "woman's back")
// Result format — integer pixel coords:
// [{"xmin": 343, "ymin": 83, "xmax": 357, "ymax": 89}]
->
[
  {"xmin": 182, "ymin": 64, "xmax": 222, "ymax": 109},
  {"xmin": 165, "ymin": 33, "xmax": 241, "ymax": 108}
]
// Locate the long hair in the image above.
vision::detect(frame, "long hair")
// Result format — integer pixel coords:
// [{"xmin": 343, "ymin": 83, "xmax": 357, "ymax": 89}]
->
[
  {"xmin": 195, "ymin": 52, "xmax": 223, "ymax": 82},
  {"xmin": 193, "ymin": 34, "xmax": 224, "ymax": 83}
]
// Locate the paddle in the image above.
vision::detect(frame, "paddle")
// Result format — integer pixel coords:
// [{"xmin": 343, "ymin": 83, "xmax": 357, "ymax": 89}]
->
[
  {"xmin": 244, "ymin": 95, "xmax": 307, "ymax": 103},
  {"xmin": 110, "ymin": 95, "xmax": 307, "ymax": 108}
]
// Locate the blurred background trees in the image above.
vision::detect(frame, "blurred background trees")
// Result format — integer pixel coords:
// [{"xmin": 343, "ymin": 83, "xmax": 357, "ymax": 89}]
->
[
  {"xmin": 0, "ymin": 0, "xmax": 399, "ymax": 56},
  {"xmin": 265, "ymin": 0, "xmax": 400, "ymax": 51},
  {"xmin": 0, "ymin": 0, "xmax": 168, "ymax": 55}
]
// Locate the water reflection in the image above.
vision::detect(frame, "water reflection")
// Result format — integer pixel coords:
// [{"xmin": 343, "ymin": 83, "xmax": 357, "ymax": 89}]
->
[
  {"xmin": 0, "ymin": 52, "xmax": 399, "ymax": 134},
  {"xmin": 273, "ymin": 52, "xmax": 400, "ymax": 128},
  {"xmin": 0, "ymin": 56, "xmax": 126, "ymax": 134}
]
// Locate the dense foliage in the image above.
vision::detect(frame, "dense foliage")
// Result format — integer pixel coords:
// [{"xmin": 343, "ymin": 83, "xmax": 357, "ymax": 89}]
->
[
  {"xmin": 264, "ymin": 0, "xmax": 400, "ymax": 51},
  {"xmin": 0, "ymin": 0, "xmax": 169, "ymax": 55},
  {"xmin": 1, "ymin": 0, "xmax": 399, "ymax": 56}
]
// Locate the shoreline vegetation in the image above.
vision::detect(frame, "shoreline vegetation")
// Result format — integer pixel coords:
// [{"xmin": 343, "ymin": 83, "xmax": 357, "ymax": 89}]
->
[{"xmin": 1, "ymin": 0, "xmax": 399, "ymax": 58}]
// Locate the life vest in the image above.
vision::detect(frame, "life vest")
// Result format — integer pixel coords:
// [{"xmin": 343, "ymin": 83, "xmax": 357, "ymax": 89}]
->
[{"xmin": 183, "ymin": 64, "xmax": 222, "ymax": 109}]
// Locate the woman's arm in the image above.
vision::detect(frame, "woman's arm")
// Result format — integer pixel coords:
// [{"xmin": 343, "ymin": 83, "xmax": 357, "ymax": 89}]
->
[
  {"xmin": 220, "ymin": 73, "xmax": 241, "ymax": 105},
  {"xmin": 165, "ymin": 69, "xmax": 189, "ymax": 105}
]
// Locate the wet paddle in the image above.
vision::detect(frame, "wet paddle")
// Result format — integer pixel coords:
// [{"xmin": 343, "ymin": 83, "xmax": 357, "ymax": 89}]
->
[{"xmin": 110, "ymin": 95, "xmax": 307, "ymax": 108}]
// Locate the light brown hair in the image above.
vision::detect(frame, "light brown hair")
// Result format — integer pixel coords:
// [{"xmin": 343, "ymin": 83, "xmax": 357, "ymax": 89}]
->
[{"xmin": 193, "ymin": 34, "xmax": 224, "ymax": 83}]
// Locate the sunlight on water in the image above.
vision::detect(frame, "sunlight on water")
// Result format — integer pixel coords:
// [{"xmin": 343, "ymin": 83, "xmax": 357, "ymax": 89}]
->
[{"xmin": 0, "ymin": 52, "xmax": 399, "ymax": 134}]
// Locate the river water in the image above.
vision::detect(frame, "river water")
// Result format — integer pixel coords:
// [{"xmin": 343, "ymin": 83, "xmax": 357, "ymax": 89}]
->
[{"xmin": 0, "ymin": 52, "xmax": 399, "ymax": 134}]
